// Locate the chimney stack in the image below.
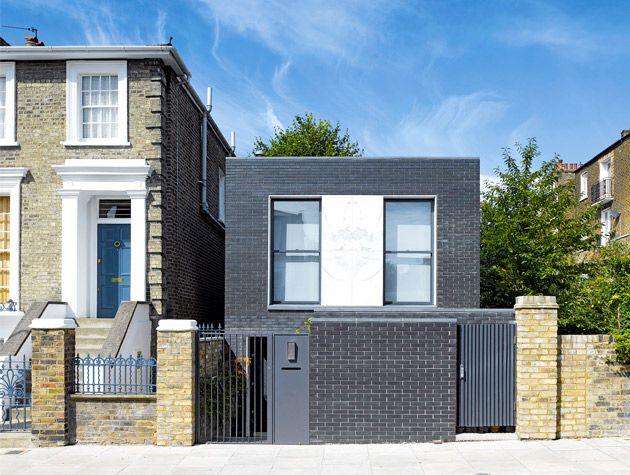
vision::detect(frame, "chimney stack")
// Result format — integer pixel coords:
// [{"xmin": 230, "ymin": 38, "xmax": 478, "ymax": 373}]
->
[{"xmin": 25, "ymin": 36, "xmax": 44, "ymax": 46}]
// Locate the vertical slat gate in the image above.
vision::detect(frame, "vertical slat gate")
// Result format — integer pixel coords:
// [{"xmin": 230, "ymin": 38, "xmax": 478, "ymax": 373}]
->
[
  {"xmin": 457, "ymin": 323, "xmax": 516, "ymax": 429},
  {"xmin": 197, "ymin": 325, "xmax": 270, "ymax": 443}
]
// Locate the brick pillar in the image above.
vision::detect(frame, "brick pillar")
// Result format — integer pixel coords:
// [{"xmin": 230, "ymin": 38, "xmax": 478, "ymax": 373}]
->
[
  {"xmin": 515, "ymin": 296, "xmax": 559, "ymax": 440},
  {"xmin": 29, "ymin": 318, "xmax": 77, "ymax": 447},
  {"xmin": 156, "ymin": 319, "xmax": 197, "ymax": 446}
]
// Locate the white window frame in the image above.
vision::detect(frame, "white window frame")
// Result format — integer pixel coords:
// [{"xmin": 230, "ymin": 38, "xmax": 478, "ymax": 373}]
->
[
  {"xmin": 601, "ymin": 208, "xmax": 612, "ymax": 246},
  {"xmin": 65, "ymin": 61, "xmax": 129, "ymax": 146},
  {"xmin": 218, "ymin": 168, "xmax": 226, "ymax": 223},
  {"xmin": 600, "ymin": 158, "xmax": 611, "ymax": 180},
  {"xmin": 0, "ymin": 168, "xmax": 28, "ymax": 307},
  {"xmin": 580, "ymin": 172, "xmax": 588, "ymax": 201},
  {"xmin": 0, "ymin": 62, "xmax": 17, "ymax": 147}
]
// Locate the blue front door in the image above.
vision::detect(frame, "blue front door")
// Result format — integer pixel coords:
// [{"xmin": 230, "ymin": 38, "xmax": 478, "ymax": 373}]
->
[{"xmin": 97, "ymin": 224, "xmax": 131, "ymax": 318}]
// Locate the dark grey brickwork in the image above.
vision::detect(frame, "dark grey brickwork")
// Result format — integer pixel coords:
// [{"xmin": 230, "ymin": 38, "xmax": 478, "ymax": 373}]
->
[
  {"xmin": 309, "ymin": 318, "xmax": 457, "ymax": 443},
  {"xmin": 225, "ymin": 156, "xmax": 480, "ymax": 331},
  {"xmin": 161, "ymin": 67, "xmax": 226, "ymax": 324}
]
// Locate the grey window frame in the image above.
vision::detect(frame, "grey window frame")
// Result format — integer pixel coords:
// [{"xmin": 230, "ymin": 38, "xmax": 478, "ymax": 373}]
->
[
  {"xmin": 270, "ymin": 198, "xmax": 321, "ymax": 305},
  {"xmin": 383, "ymin": 198, "xmax": 435, "ymax": 305}
]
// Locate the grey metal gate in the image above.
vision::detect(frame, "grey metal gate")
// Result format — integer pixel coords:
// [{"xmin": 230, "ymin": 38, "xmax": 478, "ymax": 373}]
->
[
  {"xmin": 457, "ymin": 323, "xmax": 516, "ymax": 429},
  {"xmin": 272, "ymin": 334, "xmax": 309, "ymax": 444},
  {"xmin": 197, "ymin": 325, "xmax": 272, "ymax": 443}
]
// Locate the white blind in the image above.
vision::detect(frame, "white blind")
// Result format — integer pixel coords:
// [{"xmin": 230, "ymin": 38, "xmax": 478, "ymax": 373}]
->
[{"xmin": 81, "ymin": 75, "xmax": 118, "ymax": 139}]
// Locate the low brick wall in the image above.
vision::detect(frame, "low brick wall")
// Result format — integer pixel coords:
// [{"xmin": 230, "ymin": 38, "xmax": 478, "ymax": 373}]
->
[
  {"xmin": 70, "ymin": 395, "xmax": 157, "ymax": 444},
  {"xmin": 310, "ymin": 318, "xmax": 457, "ymax": 443},
  {"xmin": 558, "ymin": 335, "xmax": 630, "ymax": 438}
]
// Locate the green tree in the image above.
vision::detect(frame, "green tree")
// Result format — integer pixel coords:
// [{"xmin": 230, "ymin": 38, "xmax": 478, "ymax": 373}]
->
[
  {"xmin": 480, "ymin": 139, "xmax": 598, "ymax": 310},
  {"xmin": 563, "ymin": 242, "xmax": 630, "ymax": 362},
  {"xmin": 252, "ymin": 113, "xmax": 362, "ymax": 157}
]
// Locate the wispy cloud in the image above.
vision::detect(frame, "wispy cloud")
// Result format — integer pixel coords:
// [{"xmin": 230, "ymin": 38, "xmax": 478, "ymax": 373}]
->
[
  {"xmin": 197, "ymin": 0, "xmax": 397, "ymax": 62},
  {"xmin": 362, "ymin": 92, "xmax": 508, "ymax": 157}
]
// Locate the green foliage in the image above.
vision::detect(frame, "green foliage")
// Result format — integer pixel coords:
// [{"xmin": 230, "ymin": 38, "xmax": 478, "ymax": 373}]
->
[
  {"xmin": 561, "ymin": 242, "xmax": 630, "ymax": 363},
  {"xmin": 295, "ymin": 318, "xmax": 312, "ymax": 334},
  {"xmin": 252, "ymin": 113, "xmax": 362, "ymax": 157},
  {"xmin": 480, "ymin": 139, "xmax": 598, "ymax": 309}
]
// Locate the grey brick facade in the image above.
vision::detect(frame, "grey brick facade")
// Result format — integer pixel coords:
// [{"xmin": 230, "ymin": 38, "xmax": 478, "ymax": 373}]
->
[
  {"xmin": 309, "ymin": 318, "xmax": 457, "ymax": 443},
  {"xmin": 225, "ymin": 156, "xmax": 480, "ymax": 331}
]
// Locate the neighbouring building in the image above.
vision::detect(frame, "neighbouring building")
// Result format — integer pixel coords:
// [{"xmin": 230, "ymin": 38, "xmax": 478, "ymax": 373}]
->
[
  {"xmin": 223, "ymin": 156, "xmax": 515, "ymax": 443},
  {"xmin": 570, "ymin": 130, "xmax": 630, "ymax": 245},
  {"xmin": 0, "ymin": 42, "xmax": 229, "ymax": 358}
]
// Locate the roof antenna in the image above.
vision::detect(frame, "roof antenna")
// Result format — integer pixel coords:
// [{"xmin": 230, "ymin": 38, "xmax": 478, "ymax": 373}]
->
[
  {"xmin": 230, "ymin": 131, "xmax": 236, "ymax": 154},
  {"xmin": 1, "ymin": 24, "xmax": 38, "ymax": 37}
]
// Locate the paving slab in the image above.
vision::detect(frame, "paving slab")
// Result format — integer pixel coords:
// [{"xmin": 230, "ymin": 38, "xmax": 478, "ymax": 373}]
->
[{"xmin": 2, "ymin": 438, "xmax": 630, "ymax": 474}]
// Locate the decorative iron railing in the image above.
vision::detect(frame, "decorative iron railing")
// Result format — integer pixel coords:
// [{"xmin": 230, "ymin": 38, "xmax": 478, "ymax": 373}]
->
[
  {"xmin": 198, "ymin": 323, "xmax": 224, "ymax": 339},
  {"xmin": 591, "ymin": 178, "xmax": 613, "ymax": 204},
  {"xmin": 0, "ymin": 300, "xmax": 18, "ymax": 312},
  {"xmin": 72, "ymin": 354, "xmax": 157, "ymax": 395},
  {"xmin": 0, "ymin": 355, "xmax": 31, "ymax": 432}
]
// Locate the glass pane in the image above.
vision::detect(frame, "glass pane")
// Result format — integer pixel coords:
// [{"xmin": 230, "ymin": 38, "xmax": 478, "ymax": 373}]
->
[
  {"xmin": 91, "ymin": 76, "xmax": 99, "ymax": 90},
  {"xmin": 0, "ymin": 77, "xmax": 5, "ymax": 107},
  {"xmin": 385, "ymin": 253, "xmax": 432, "ymax": 303},
  {"xmin": 110, "ymin": 76, "xmax": 118, "ymax": 91},
  {"xmin": 273, "ymin": 201, "xmax": 320, "ymax": 251},
  {"xmin": 82, "ymin": 76, "xmax": 90, "ymax": 90},
  {"xmin": 385, "ymin": 201, "xmax": 432, "ymax": 252},
  {"xmin": 273, "ymin": 252, "xmax": 319, "ymax": 303},
  {"xmin": 99, "ymin": 199, "xmax": 131, "ymax": 218}
]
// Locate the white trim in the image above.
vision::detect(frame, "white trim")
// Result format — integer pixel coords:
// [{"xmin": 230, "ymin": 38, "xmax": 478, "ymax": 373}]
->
[
  {"xmin": 580, "ymin": 172, "xmax": 588, "ymax": 201},
  {"xmin": 54, "ymin": 159, "xmax": 151, "ymax": 317},
  {"xmin": 0, "ymin": 167, "xmax": 27, "ymax": 307},
  {"xmin": 30, "ymin": 318, "xmax": 77, "ymax": 330},
  {"xmin": 0, "ymin": 62, "xmax": 17, "ymax": 146},
  {"xmin": 157, "ymin": 319, "xmax": 198, "ymax": 332},
  {"xmin": 65, "ymin": 61, "xmax": 128, "ymax": 146}
]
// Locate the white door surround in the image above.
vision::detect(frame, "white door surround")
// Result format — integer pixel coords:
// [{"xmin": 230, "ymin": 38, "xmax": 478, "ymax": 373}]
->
[
  {"xmin": 0, "ymin": 167, "xmax": 28, "ymax": 306},
  {"xmin": 53, "ymin": 159, "xmax": 151, "ymax": 317}
]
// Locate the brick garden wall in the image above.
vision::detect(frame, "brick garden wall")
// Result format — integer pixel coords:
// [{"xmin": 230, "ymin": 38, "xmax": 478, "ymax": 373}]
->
[
  {"xmin": 558, "ymin": 335, "xmax": 630, "ymax": 438},
  {"xmin": 309, "ymin": 318, "xmax": 457, "ymax": 443},
  {"xmin": 69, "ymin": 395, "xmax": 156, "ymax": 444}
]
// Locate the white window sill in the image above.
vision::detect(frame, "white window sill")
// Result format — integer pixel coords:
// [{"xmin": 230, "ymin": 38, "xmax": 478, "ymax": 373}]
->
[
  {"xmin": 0, "ymin": 141, "xmax": 19, "ymax": 147},
  {"xmin": 579, "ymin": 195, "xmax": 587, "ymax": 201},
  {"xmin": 62, "ymin": 140, "xmax": 131, "ymax": 147}
]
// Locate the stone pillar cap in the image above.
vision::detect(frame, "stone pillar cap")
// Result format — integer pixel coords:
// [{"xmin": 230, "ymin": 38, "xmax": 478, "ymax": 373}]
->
[
  {"xmin": 514, "ymin": 295, "xmax": 559, "ymax": 308},
  {"xmin": 157, "ymin": 319, "xmax": 198, "ymax": 332},
  {"xmin": 29, "ymin": 318, "xmax": 78, "ymax": 329}
]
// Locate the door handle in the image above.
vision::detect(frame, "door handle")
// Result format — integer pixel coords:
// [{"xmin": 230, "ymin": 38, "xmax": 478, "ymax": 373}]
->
[
  {"xmin": 459, "ymin": 364, "xmax": 465, "ymax": 380},
  {"xmin": 111, "ymin": 277, "xmax": 123, "ymax": 283}
]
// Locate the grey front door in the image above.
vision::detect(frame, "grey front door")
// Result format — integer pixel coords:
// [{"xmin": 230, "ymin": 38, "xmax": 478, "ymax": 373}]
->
[{"xmin": 273, "ymin": 334, "xmax": 309, "ymax": 444}]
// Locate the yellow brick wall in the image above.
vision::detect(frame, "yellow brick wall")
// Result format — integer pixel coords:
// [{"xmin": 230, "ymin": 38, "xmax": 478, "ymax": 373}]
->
[
  {"xmin": 515, "ymin": 296, "xmax": 558, "ymax": 440},
  {"xmin": 31, "ymin": 328, "xmax": 75, "ymax": 447},
  {"xmin": 156, "ymin": 329, "xmax": 196, "ymax": 446},
  {"xmin": 70, "ymin": 395, "xmax": 156, "ymax": 444}
]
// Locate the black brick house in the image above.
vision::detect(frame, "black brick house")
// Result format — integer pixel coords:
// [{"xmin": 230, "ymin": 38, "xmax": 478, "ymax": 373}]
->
[{"xmin": 224, "ymin": 156, "xmax": 513, "ymax": 443}]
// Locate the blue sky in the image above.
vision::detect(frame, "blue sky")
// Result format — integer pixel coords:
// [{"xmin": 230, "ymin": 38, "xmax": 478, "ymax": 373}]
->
[{"xmin": 1, "ymin": 0, "xmax": 629, "ymax": 179}]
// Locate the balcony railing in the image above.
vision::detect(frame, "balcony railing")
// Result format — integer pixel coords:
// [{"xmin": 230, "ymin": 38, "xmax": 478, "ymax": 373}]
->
[{"xmin": 591, "ymin": 178, "xmax": 613, "ymax": 204}]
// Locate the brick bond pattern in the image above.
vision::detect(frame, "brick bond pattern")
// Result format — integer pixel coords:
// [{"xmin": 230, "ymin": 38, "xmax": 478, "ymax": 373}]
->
[
  {"xmin": 69, "ymin": 395, "xmax": 156, "ymax": 444},
  {"xmin": 0, "ymin": 59, "xmax": 226, "ymax": 323},
  {"xmin": 31, "ymin": 328, "xmax": 75, "ymax": 447},
  {"xmin": 515, "ymin": 296, "xmax": 559, "ymax": 440},
  {"xmin": 558, "ymin": 335, "xmax": 630, "ymax": 438},
  {"xmin": 225, "ymin": 157, "xmax": 480, "ymax": 332},
  {"xmin": 309, "ymin": 319, "xmax": 457, "ymax": 443},
  {"xmin": 156, "ymin": 329, "xmax": 197, "ymax": 446}
]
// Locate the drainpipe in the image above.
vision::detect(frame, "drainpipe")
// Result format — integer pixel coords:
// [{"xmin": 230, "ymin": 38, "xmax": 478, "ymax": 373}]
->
[{"xmin": 200, "ymin": 87, "xmax": 211, "ymax": 214}]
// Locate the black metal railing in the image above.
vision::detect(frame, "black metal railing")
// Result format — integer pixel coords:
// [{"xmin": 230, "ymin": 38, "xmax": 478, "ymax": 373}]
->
[
  {"xmin": 72, "ymin": 354, "xmax": 157, "ymax": 395},
  {"xmin": 591, "ymin": 178, "xmax": 613, "ymax": 203},
  {"xmin": 0, "ymin": 355, "xmax": 31, "ymax": 432},
  {"xmin": 197, "ymin": 324, "xmax": 269, "ymax": 443}
]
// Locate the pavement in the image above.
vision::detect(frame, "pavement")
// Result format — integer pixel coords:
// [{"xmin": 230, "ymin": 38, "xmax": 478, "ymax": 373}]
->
[{"xmin": 2, "ymin": 438, "xmax": 630, "ymax": 475}]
